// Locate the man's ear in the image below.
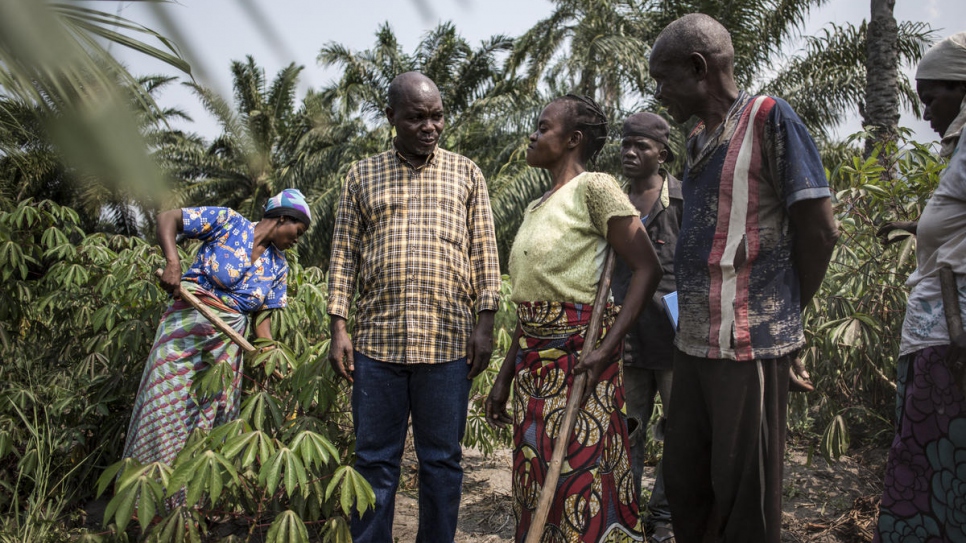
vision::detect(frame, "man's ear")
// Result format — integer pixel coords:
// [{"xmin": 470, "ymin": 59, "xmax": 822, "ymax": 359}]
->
[
  {"xmin": 658, "ymin": 148, "xmax": 668, "ymax": 164},
  {"xmin": 385, "ymin": 105, "xmax": 396, "ymax": 127},
  {"xmin": 689, "ymin": 52, "xmax": 709, "ymax": 80}
]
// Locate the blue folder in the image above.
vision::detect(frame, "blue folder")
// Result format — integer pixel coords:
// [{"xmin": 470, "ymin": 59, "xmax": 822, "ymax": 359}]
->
[{"xmin": 662, "ymin": 291, "xmax": 679, "ymax": 330}]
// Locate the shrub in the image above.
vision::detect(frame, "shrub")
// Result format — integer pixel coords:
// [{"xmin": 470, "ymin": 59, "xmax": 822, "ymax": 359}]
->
[{"xmin": 802, "ymin": 133, "xmax": 943, "ymax": 460}]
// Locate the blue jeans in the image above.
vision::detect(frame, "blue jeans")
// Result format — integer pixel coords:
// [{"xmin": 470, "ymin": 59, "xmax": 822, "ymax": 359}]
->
[{"xmin": 350, "ymin": 352, "xmax": 472, "ymax": 543}]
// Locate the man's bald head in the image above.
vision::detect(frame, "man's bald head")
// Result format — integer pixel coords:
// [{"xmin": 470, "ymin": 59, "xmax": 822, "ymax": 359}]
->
[
  {"xmin": 387, "ymin": 71, "xmax": 441, "ymax": 109},
  {"xmin": 385, "ymin": 72, "xmax": 445, "ymax": 166},
  {"xmin": 651, "ymin": 14, "xmax": 735, "ymax": 74}
]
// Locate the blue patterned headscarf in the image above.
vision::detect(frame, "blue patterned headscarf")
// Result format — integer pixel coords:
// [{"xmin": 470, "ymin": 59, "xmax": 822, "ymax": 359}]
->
[{"xmin": 263, "ymin": 188, "xmax": 311, "ymax": 226}]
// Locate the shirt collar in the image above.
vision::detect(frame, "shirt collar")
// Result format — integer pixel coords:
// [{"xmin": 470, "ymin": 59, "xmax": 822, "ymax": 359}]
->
[
  {"xmin": 621, "ymin": 173, "xmax": 671, "ymax": 217},
  {"xmin": 392, "ymin": 140, "xmax": 438, "ymax": 171},
  {"xmin": 688, "ymin": 90, "xmax": 751, "ymax": 167},
  {"xmin": 660, "ymin": 171, "xmax": 670, "ymax": 209}
]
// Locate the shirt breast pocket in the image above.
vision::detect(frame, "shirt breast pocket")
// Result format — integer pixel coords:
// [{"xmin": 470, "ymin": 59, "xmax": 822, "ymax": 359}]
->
[{"xmin": 433, "ymin": 194, "xmax": 468, "ymax": 249}]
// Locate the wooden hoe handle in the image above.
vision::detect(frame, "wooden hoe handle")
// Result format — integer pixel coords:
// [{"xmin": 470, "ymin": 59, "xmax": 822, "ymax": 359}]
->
[
  {"xmin": 940, "ymin": 266, "xmax": 964, "ymax": 341},
  {"xmin": 939, "ymin": 266, "xmax": 966, "ymax": 393},
  {"xmin": 154, "ymin": 269, "xmax": 256, "ymax": 353},
  {"xmin": 525, "ymin": 248, "xmax": 618, "ymax": 543}
]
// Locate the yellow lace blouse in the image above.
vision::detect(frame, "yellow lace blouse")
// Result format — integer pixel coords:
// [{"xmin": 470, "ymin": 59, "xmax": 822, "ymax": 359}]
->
[{"xmin": 508, "ymin": 172, "xmax": 638, "ymax": 304}]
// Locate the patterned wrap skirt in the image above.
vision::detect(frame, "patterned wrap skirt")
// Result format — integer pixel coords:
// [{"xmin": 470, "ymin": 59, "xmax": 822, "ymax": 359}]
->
[
  {"xmin": 874, "ymin": 345, "xmax": 966, "ymax": 542},
  {"xmin": 512, "ymin": 301, "xmax": 643, "ymax": 542},
  {"xmin": 122, "ymin": 285, "xmax": 248, "ymax": 466}
]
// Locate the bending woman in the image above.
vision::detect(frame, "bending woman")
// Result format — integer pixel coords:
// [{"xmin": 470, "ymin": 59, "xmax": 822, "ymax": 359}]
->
[
  {"xmin": 873, "ymin": 32, "xmax": 966, "ymax": 542},
  {"xmin": 485, "ymin": 95, "xmax": 662, "ymax": 542},
  {"xmin": 122, "ymin": 189, "xmax": 310, "ymax": 467}
]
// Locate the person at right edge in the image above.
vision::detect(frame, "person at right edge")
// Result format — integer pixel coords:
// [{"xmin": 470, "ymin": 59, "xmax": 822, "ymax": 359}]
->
[
  {"xmin": 611, "ymin": 112, "xmax": 682, "ymax": 543},
  {"xmin": 872, "ymin": 31, "xmax": 966, "ymax": 543},
  {"xmin": 647, "ymin": 14, "xmax": 839, "ymax": 543}
]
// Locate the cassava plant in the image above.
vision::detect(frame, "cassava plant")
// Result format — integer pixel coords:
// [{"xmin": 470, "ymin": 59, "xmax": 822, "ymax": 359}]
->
[
  {"xmin": 798, "ymin": 130, "xmax": 944, "ymax": 460},
  {"xmin": 0, "ymin": 198, "xmax": 370, "ymax": 542}
]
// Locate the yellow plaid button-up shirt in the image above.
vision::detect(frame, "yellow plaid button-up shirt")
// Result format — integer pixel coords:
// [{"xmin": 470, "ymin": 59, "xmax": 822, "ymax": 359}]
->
[{"xmin": 327, "ymin": 147, "xmax": 501, "ymax": 364}]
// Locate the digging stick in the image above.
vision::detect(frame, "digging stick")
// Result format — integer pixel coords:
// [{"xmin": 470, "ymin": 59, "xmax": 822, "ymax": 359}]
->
[
  {"xmin": 525, "ymin": 247, "xmax": 617, "ymax": 543},
  {"xmin": 154, "ymin": 269, "xmax": 256, "ymax": 353},
  {"xmin": 939, "ymin": 266, "xmax": 966, "ymax": 392}
]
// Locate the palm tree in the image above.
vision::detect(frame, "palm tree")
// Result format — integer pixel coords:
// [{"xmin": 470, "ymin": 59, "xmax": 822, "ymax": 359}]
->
[
  {"xmin": 0, "ymin": 1, "xmax": 192, "ymax": 213},
  {"xmin": 0, "ymin": 75, "xmax": 190, "ymax": 235},
  {"xmin": 317, "ymin": 22, "xmax": 514, "ymax": 129},
  {"xmin": 506, "ymin": 0, "xmax": 836, "ymax": 108},
  {"xmin": 506, "ymin": 0, "xmax": 652, "ymax": 110},
  {"xmin": 759, "ymin": 21, "xmax": 930, "ymax": 141},
  {"xmin": 862, "ymin": 0, "xmax": 901, "ymax": 155},
  {"xmin": 170, "ymin": 56, "xmax": 303, "ymax": 219},
  {"xmin": 656, "ymin": 0, "xmax": 827, "ymax": 90},
  {"xmin": 316, "ymin": 23, "xmax": 411, "ymax": 124},
  {"xmin": 0, "ymin": 98, "xmax": 74, "ymax": 213}
]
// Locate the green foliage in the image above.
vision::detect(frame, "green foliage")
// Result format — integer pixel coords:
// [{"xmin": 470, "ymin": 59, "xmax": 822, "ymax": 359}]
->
[
  {"xmin": 0, "ymin": 1, "xmax": 951, "ymax": 537},
  {"xmin": 266, "ymin": 510, "xmax": 309, "ymax": 542},
  {"xmin": 0, "ymin": 198, "xmax": 167, "ymax": 540},
  {"xmin": 821, "ymin": 414, "xmax": 851, "ymax": 462},
  {"xmin": 759, "ymin": 21, "xmax": 933, "ymax": 138},
  {"xmin": 88, "ymin": 279, "xmax": 372, "ymax": 540},
  {"xmin": 464, "ymin": 276, "xmax": 517, "ymax": 455},
  {"xmin": 802, "ymin": 131, "xmax": 942, "ymax": 459},
  {"xmin": 172, "ymin": 56, "xmax": 305, "ymax": 219},
  {"xmin": 507, "ymin": 0, "xmax": 653, "ymax": 109},
  {"xmin": 0, "ymin": 1, "xmax": 189, "ymax": 239},
  {"xmin": 0, "ymin": 198, "xmax": 372, "ymax": 541},
  {"xmin": 1, "ymin": 75, "xmax": 192, "ymax": 236}
]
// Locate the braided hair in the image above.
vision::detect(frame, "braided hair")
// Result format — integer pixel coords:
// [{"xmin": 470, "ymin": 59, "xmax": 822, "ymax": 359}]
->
[{"xmin": 554, "ymin": 94, "xmax": 609, "ymax": 166}]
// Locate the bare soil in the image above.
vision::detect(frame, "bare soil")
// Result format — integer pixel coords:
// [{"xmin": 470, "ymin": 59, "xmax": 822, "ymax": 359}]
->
[{"xmin": 393, "ymin": 441, "xmax": 887, "ymax": 542}]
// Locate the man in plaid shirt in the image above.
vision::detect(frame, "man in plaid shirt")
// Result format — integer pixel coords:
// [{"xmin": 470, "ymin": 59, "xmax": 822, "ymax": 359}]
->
[{"xmin": 327, "ymin": 71, "xmax": 501, "ymax": 543}]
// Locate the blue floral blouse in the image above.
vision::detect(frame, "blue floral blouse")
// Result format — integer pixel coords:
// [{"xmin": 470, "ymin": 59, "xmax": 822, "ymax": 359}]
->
[{"xmin": 180, "ymin": 207, "xmax": 288, "ymax": 314}]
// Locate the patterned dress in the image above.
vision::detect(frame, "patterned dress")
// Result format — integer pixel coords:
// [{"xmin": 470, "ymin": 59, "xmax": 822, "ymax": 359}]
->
[
  {"xmin": 511, "ymin": 302, "xmax": 642, "ymax": 542},
  {"xmin": 508, "ymin": 173, "xmax": 643, "ymax": 542},
  {"xmin": 122, "ymin": 207, "xmax": 288, "ymax": 468},
  {"xmin": 874, "ymin": 347, "xmax": 966, "ymax": 542},
  {"xmin": 122, "ymin": 290, "xmax": 248, "ymax": 466}
]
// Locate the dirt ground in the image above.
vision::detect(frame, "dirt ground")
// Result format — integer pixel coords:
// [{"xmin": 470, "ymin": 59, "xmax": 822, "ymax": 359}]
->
[
  {"xmin": 80, "ymin": 437, "xmax": 886, "ymax": 541},
  {"xmin": 392, "ymin": 441, "xmax": 888, "ymax": 542}
]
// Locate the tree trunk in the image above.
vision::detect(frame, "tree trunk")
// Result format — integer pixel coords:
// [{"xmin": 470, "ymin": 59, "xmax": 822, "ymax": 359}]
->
[{"xmin": 862, "ymin": 0, "xmax": 900, "ymax": 159}]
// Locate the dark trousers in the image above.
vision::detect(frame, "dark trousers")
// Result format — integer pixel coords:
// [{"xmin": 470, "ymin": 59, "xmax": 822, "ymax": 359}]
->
[
  {"xmin": 663, "ymin": 349, "xmax": 791, "ymax": 543},
  {"xmin": 350, "ymin": 353, "xmax": 472, "ymax": 543},
  {"xmin": 623, "ymin": 364, "xmax": 674, "ymax": 526}
]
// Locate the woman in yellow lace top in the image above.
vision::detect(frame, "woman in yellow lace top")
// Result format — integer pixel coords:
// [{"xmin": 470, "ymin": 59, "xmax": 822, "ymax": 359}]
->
[{"xmin": 485, "ymin": 95, "xmax": 662, "ymax": 542}]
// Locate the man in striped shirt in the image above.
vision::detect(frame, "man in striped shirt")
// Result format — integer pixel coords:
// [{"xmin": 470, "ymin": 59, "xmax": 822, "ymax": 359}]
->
[
  {"xmin": 327, "ymin": 72, "xmax": 501, "ymax": 543},
  {"xmin": 647, "ymin": 14, "xmax": 839, "ymax": 543}
]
